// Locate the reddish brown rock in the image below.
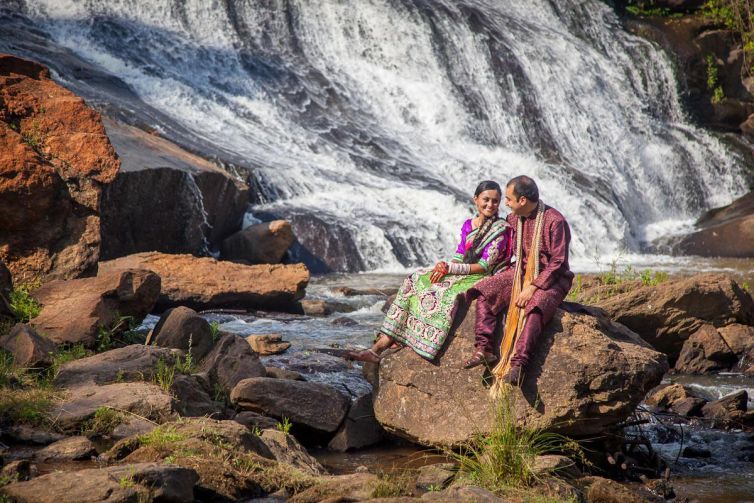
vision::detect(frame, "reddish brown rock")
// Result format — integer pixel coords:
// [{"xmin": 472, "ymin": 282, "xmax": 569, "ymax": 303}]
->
[
  {"xmin": 220, "ymin": 220, "xmax": 294, "ymax": 264},
  {"xmin": 100, "ymin": 252, "xmax": 308, "ymax": 312},
  {"xmin": 701, "ymin": 390, "xmax": 748, "ymax": 427},
  {"xmin": 0, "ymin": 324, "xmax": 56, "ymax": 367},
  {"xmin": 30, "ymin": 268, "xmax": 160, "ymax": 347},
  {"xmin": 674, "ymin": 324, "xmax": 738, "ymax": 373},
  {"xmin": 0, "ymin": 54, "xmax": 119, "ymax": 281},
  {"xmin": 373, "ymin": 302, "xmax": 668, "ymax": 446},
  {"xmin": 644, "ymin": 384, "xmax": 692, "ymax": 410}
]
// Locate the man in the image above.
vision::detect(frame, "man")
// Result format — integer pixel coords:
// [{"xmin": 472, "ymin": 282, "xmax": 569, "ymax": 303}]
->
[{"xmin": 466, "ymin": 175, "xmax": 573, "ymax": 385}]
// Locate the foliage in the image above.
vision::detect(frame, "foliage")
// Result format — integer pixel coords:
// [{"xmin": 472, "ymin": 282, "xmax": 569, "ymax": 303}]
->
[
  {"xmin": 275, "ymin": 416, "xmax": 293, "ymax": 434},
  {"xmin": 96, "ymin": 313, "xmax": 142, "ymax": 352},
  {"xmin": 370, "ymin": 471, "xmax": 414, "ymax": 498},
  {"xmin": 447, "ymin": 390, "xmax": 584, "ymax": 493},
  {"xmin": 46, "ymin": 343, "xmax": 89, "ymax": 385},
  {"xmin": 138, "ymin": 425, "xmax": 186, "ymax": 448},
  {"xmin": 154, "ymin": 357, "xmax": 176, "ymax": 392},
  {"xmin": 565, "ymin": 274, "xmax": 583, "ymax": 302},
  {"xmin": 209, "ymin": 321, "xmax": 221, "ymax": 343},
  {"xmin": 0, "ymin": 386, "xmax": 58, "ymax": 427},
  {"xmin": 21, "ymin": 122, "xmax": 45, "ymax": 151},
  {"xmin": 626, "ymin": 4, "xmax": 673, "ymax": 16},
  {"xmin": 9, "ymin": 283, "xmax": 41, "ymax": 323},
  {"xmin": 81, "ymin": 406, "xmax": 124, "ymax": 436},
  {"xmin": 703, "ymin": 0, "xmax": 754, "ymax": 81}
]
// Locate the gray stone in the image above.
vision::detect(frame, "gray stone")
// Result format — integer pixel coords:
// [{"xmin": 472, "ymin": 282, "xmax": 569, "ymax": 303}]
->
[
  {"xmin": 111, "ymin": 418, "xmax": 156, "ymax": 442},
  {"xmin": 54, "ymin": 344, "xmax": 181, "ymax": 388},
  {"xmin": 170, "ymin": 374, "xmax": 219, "ymax": 418},
  {"xmin": 34, "ymin": 436, "xmax": 96, "ymax": 461},
  {"xmin": 328, "ymin": 393, "xmax": 383, "ymax": 452},
  {"xmin": 301, "ymin": 299, "xmax": 356, "ymax": 316},
  {"xmin": 220, "ymin": 220, "xmax": 294, "ymax": 264},
  {"xmin": 259, "ymin": 429, "xmax": 325, "ymax": 475},
  {"xmin": 200, "ymin": 334, "xmax": 266, "ymax": 397},
  {"xmin": 431, "ymin": 483, "xmax": 506, "ymax": 502},
  {"xmin": 151, "ymin": 306, "xmax": 214, "ymax": 361},
  {"xmin": 674, "ymin": 325, "xmax": 737, "ymax": 374},
  {"xmin": 671, "ymin": 397, "xmax": 707, "ymax": 417},
  {"xmin": 415, "ymin": 463, "xmax": 456, "ymax": 491},
  {"xmin": 231, "ymin": 377, "xmax": 350, "ymax": 433},
  {"xmin": 3, "ymin": 426, "xmax": 64, "ymax": 445},
  {"xmin": 0, "ymin": 324, "xmax": 56, "ymax": 368},
  {"xmin": 232, "ymin": 411, "xmax": 279, "ymax": 431},
  {"xmin": 264, "ymin": 366, "xmax": 304, "ymax": 381}
]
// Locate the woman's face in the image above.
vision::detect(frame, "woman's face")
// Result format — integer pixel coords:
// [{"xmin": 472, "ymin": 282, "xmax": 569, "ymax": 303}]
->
[{"xmin": 474, "ymin": 189, "xmax": 501, "ymax": 218}]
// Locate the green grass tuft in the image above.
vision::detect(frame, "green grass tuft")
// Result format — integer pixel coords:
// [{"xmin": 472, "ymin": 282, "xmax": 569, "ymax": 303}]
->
[{"xmin": 9, "ymin": 283, "xmax": 41, "ymax": 323}]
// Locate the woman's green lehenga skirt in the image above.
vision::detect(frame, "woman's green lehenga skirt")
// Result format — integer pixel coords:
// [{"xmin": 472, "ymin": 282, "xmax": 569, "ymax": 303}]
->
[{"xmin": 380, "ymin": 269, "xmax": 484, "ymax": 360}]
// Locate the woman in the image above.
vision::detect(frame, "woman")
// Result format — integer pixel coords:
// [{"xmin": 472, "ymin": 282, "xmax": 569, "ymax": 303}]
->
[{"xmin": 348, "ymin": 180, "xmax": 511, "ymax": 368}]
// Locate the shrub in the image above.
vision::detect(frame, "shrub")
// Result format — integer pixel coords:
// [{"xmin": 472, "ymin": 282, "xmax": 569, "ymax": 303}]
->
[{"xmin": 9, "ymin": 283, "xmax": 41, "ymax": 323}]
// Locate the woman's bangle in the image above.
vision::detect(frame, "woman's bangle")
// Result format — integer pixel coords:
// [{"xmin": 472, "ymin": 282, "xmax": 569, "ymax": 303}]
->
[{"xmin": 448, "ymin": 262, "xmax": 471, "ymax": 275}]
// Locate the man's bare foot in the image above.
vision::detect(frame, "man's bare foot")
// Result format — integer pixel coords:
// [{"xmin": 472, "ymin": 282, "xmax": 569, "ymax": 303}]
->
[{"xmin": 347, "ymin": 348, "xmax": 382, "ymax": 363}]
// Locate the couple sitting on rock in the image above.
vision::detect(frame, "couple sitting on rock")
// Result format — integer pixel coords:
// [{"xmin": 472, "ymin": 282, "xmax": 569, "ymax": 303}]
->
[{"xmin": 348, "ymin": 175, "xmax": 573, "ymax": 386}]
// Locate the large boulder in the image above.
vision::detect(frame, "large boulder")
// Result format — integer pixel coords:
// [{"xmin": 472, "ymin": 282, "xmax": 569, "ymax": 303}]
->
[
  {"xmin": 580, "ymin": 274, "xmax": 754, "ymax": 362},
  {"xmin": 100, "ymin": 118, "xmax": 249, "ymax": 259},
  {"xmin": 231, "ymin": 377, "xmax": 351, "ymax": 433},
  {"xmin": 0, "ymin": 54, "xmax": 119, "ymax": 281},
  {"xmin": 0, "ymin": 324, "xmax": 56, "ymax": 367},
  {"xmin": 373, "ymin": 302, "xmax": 668, "ymax": 446},
  {"xmin": 30, "ymin": 268, "xmax": 160, "ymax": 347},
  {"xmin": 327, "ymin": 392, "xmax": 384, "ymax": 452},
  {"xmin": 0, "ymin": 462, "xmax": 197, "ymax": 503},
  {"xmin": 150, "ymin": 306, "xmax": 214, "ymax": 361},
  {"xmin": 199, "ymin": 334, "xmax": 266, "ymax": 397},
  {"xmin": 54, "ymin": 344, "xmax": 181, "ymax": 388},
  {"xmin": 50, "ymin": 381, "xmax": 174, "ymax": 433},
  {"xmin": 100, "ymin": 252, "xmax": 309, "ymax": 312},
  {"xmin": 220, "ymin": 220, "xmax": 294, "ymax": 264},
  {"xmin": 674, "ymin": 324, "xmax": 738, "ymax": 373}
]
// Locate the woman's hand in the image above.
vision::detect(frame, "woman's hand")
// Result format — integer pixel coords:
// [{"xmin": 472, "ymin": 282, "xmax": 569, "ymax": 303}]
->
[{"xmin": 430, "ymin": 261, "xmax": 448, "ymax": 283}]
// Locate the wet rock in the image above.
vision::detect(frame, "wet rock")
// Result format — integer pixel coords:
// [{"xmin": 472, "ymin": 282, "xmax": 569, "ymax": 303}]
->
[
  {"xmin": 264, "ymin": 366, "xmax": 304, "ymax": 381},
  {"xmin": 415, "ymin": 463, "xmax": 455, "ymax": 491},
  {"xmin": 199, "ymin": 333, "xmax": 266, "ymax": 397},
  {"xmin": 2, "ymin": 426, "xmax": 64, "ymax": 445},
  {"xmin": 374, "ymin": 302, "xmax": 668, "ymax": 446},
  {"xmin": 100, "ymin": 252, "xmax": 309, "ymax": 313},
  {"xmin": 54, "ymin": 345, "xmax": 181, "ymax": 388},
  {"xmin": 170, "ymin": 374, "xmax": 219, "ymax": 418},
  {"xmin": 0, "ymin": 462, "xmax": 197, "ymax": 503},
  {"xmin": 265, "ymin": 351, "xmax": 352, "ymax": 375},
  {"xmin": 0, "ymin": 54, "xmax": 119, "ymax": 281},
  {"xmin": 718, "ymin": 324, "xmax": 754, "ymax": 372},
  {"xmin": 682, "ymin": 446, "xmax": 712, "ymax": 458},
  {"xmin": 231, "ymin": 377, "xmax": 350, "ymax": 433},
  {"xmin": 287, "ymin": 213, "xmax": 365, "ymax": 274},
  {"xmin": 50, "ymin": 381, "xmax": 174, "ymax": 433},
  {"xmin": 30, "ymin": 268, "xmax": 160, "ymax": 347},
  {"xmin": 579, "ymin": 274, "xmax": 754, "ymax": 361},
  {"xmin": 675, "ymin": 192, "xmax": 754, "ymax": 258},
  {"xmin": 580, "ymin": 476, "xmax": 651, "ymax": 503},
  {"xmin": 151, "ymin": 306, "xmax": 214, "ymax": 361},
  {"xmin": 675, "ymin": 324, "xmax": 738, "ymax": 373},
  {"xmin": 382, "ymin": 293, "xmax": 397, "ymax": 313},
  {"xmin": 259, "ymin": 429, "xmax": 325, "ymax": 475},
  {"xmin": 34, "ymin": 436, "xmax": 96, "ymax": 461},
  {"xmin": 232, "ymin": 411, "xmax": 279, "ymax": 431},
  {"xmin": 246, "ymin": 334, "xmax": 291, "ymax": 355},
  {"xmin": 532, "ymin": 455, "xmax": 581, "ymax": 479},
  {"xmin": 672, "ymin": 397, "xmax": 707, "ymax": 417},
  {"xmin": 644, "ymin": 384, "xmax": 692, "ymax": 410},
  {"xmin": 287, "ymin": 473, "xmax": 378, "ymax": 503},
  {"xmin": 0, "ymin": 324, "xmax": 56, "ymax": 367},
  {"xmin": 331, "ymin": 316, "xmax": 358, "ymax": 326},
  {"xmin": 333, "ymin": 286, "xmax": 399, "ymax": 297},
  {"xmin": 701, "ymin": 390, "xmax": 748, "ymax": 426},
  {"xmin": 220, "ymin": 220, "xmax": 294, "ymax": 264},
  {"xmin": 301, "ymin": 299, "xmax": 356, "ymax": 316},
  {"xmin": 328, "ymin": 392, "xmax": 384, "ymax": 452}
]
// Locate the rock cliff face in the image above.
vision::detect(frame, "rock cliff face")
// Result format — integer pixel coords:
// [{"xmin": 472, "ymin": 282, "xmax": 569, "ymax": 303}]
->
[
  {"xmin": 373, "ymin": 301, "xmax": 668, "ymax": 446},
  {"xmin": 0, "ymin": 54, "xmax": 119, "ymax": 281}
]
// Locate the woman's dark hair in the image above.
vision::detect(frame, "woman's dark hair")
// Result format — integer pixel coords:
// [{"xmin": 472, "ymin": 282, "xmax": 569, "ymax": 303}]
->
[
  {"xmin": 464, "ymin": 180, "xmax": 502, "ymax": 264},
  {"xmin": 474, "ymin": 180, "xmax": 502, "ymax": 197}
]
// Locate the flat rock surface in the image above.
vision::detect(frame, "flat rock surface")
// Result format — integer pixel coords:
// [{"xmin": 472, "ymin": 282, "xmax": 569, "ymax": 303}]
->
[
  {"xmin": 34, "ymin": 436, "xmax": 96, "ymax": 461},
  {"xmin": 100, "ymin": 252, "xmax": 309, "ymax": 312},
  {"xmin": 373, "ymin": 302, "xmax": 668, "ymax": 446}
]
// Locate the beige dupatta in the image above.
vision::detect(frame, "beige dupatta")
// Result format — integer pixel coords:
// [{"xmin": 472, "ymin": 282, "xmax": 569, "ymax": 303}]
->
[{"xmin": 490, "ymin": 202, "xmax": 545, "ymax": 396}]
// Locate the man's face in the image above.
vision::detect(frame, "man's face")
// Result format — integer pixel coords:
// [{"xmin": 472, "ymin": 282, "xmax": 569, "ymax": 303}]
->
[{"xmin": 504, "ymin": 185, "xmax": 527, "ymax": 215}]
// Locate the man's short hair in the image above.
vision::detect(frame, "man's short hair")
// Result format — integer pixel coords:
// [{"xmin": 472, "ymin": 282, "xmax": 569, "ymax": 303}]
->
[{"xmin": 507, "ymin": 175, "xmax": 539, "ymax": 203}]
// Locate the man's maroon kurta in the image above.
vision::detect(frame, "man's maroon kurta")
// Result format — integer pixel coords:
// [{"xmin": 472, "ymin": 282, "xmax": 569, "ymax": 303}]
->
[{"xmin": 467, "ymin": 204, "xmax": 574, "ymax": 362}]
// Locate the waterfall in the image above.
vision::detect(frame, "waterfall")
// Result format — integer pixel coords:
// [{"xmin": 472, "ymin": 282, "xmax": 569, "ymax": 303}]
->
[{"xmin": 1, "ymin": 0, "xmax": 748, "ymax": 271}]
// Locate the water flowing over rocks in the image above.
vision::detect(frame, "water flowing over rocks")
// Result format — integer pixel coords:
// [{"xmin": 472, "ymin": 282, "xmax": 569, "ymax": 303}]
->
[
  {"xmin": 29, "ymin": 268, "xmax": 160, "ymax": 347},
  {"xmin": 373, "ymin": 302, "xmax": 668, "ymax": 446},
  {"xmin": 100, "ymin": 252, "xmax": 309, "ymax": 312},
  {"xmin": 575, "ymin": 274, "xmax": 754, "ymax": 362},
  {"xmin": 1, "ymin": 462, "xmax": 198, "ymax": 503},
  {"xmin": 0, "ymin": 54, "xmax": 119, "ymax": 281}
]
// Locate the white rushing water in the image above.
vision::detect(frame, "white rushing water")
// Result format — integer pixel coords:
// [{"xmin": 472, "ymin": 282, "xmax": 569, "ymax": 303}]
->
[{"xmin": 1, "ymin": 0, "xmax": 749, "ymax": 271}]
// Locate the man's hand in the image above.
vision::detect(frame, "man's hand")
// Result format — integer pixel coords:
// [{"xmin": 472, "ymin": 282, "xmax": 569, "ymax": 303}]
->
[
  {"xmin": 516, "ymin": 284, "xmax": 538, "ymax": 308},
  {"xmin": 430, "ymin": 261, "xmax": 448, "ymax": 283}
]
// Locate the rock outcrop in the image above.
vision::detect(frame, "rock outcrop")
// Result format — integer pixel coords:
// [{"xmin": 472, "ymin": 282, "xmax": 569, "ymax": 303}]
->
[
  {"xmin": 150, "ymin": 306, "xmax": 215, "ymax": 361},
  {"xmin": 100, "ymin": 118, "xmax": 249, "ymax": 259},
  {"xmin": 373, "ymin": 302, "xmax": 668, "ymax": 446},
  {"xmin": 100, "ymin": 252, "xmax": 309, "ymax": 312},
  {"xmin": 0, "ymin": 54, "xmax": 119, "ymax": 281},
  {"xmin": 30, "ymin": 268, "xmax": 160, "ymax": 347},
  {"xmin": 0, "ymin": 324, "xmax": 56, "ymax": 367},
  {"xmin": 220, "ymin": 220, "xmax": 294, "ymax": 264}
]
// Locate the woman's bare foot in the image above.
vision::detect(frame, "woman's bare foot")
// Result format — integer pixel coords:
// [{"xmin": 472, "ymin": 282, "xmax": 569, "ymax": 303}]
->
[{"xmin": 347, "ymin": 348, "xmax": 382, "ymax": 363}]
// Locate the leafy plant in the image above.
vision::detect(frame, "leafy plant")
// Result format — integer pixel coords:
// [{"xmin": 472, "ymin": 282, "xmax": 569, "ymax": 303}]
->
[
  {"xmin": 81, "ymin": 406, "xmax": 123, "ymax": 436},
  {"xmin": 275, "ymin": 416, "xmax": 292, "ymax": 434},
  {"xmin": 209, "ymin": 321, "xmax": 221, "ymax": 343},
  {"xmin": 9, "ymin": 283, "xmax": 41, "ymax": 323},
  {"xmin": 154, "ymin": 357, "xmax": 176, "ymax": 392},
  {"xmin": 370, "ymin": 471, "xmax": 414, "ymax": 498},
  {"xmin": 21, "ymin": 122, "xmax": 45, "ymax": 151},
  {"xmin": 96, "ymin": 313, "xmax": 136, "ymax": 352},
  {"xmin": 138, "ymin": 425, "xmax": 186, "ymax": 448}
]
